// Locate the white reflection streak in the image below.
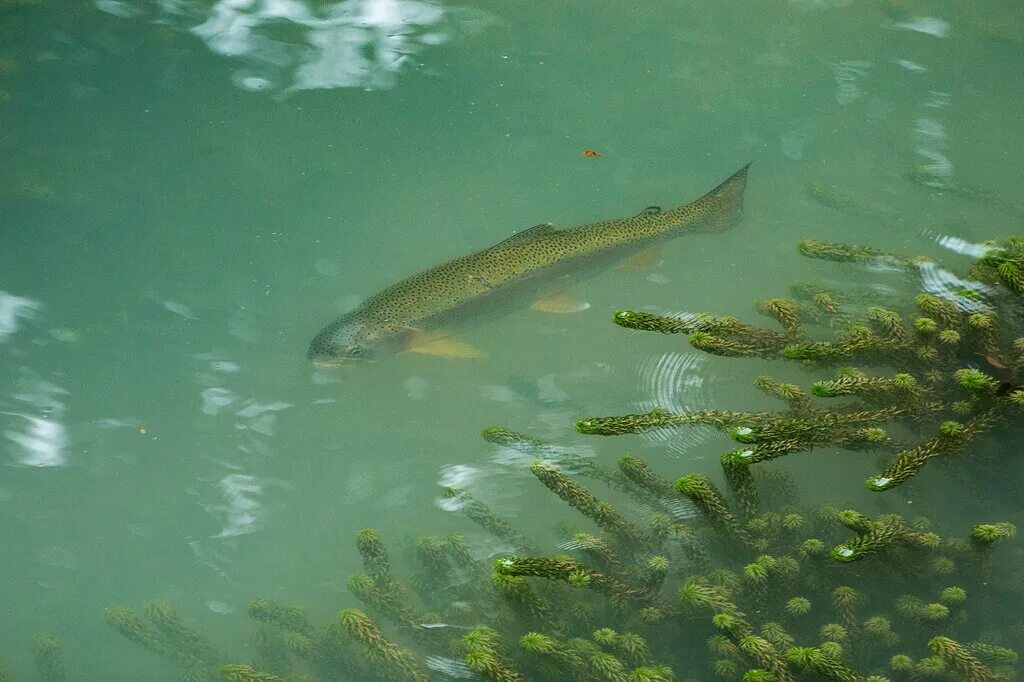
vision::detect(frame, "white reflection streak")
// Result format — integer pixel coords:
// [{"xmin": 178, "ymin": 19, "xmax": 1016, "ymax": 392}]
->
[
  {"xmin": 895, "ymin": 59, "xmax": 927, "ymax": 73},
  {"xmin": 212, "ymin": 473, "xmax": 264, "ymax": 538},
  {"xmin": 914, "ymin": 118, "xmax": 946, "ymax": 145},
  {"xmin": 831, "ymin": 60, "xmax": 871, "ymax": 106},
  {"xmin": 425, "ymin": 656, "xmax": 475, "ymax": 679},
  {"xmin": 234, "ymin": 400, "xmax": 291, "ymax": 436},
  {"xmin": 0, "ymin": 291, "xmax": 39, "ymax": 342},
  {"xmin": 95, "ymin": 0, "xmax": 142, "ymax": 18},
  {"xmin": 1, "ymin": 294, "xmax": 69, "ymax": 467},
  {"xmin": 893, "ymin": 17, "xmax": 950, "ymax": 38},
  {"xmin": 3, "ymin": 412, "xmax": 68, "ymax": 467},
  {"xmin": 171, "ymin": 0, "xmax": 484, "ymax": 92},
  {"xmin": 4, "ymin": 377, "xmax": 70, "ymax": 468},
  {"xmin": 936, "ymin": 235, "xmax": 991, "ymax": 259},
  {"xmin": 162, "ymin": 300, "xmax": 197, "ymax": 319},
  {"xmin": 193, "ymin": 350, "xmax": 291, "ymax": 546},
  {"xmin": 917, "ymin": 263, "xmax": 992, "ymax": 312},
  {"xmin": 914, "ymin": 148, "xmax": 952, "ymax": 182},
  {"xmin": 202, "ymin": 387, "xmax": 237, "ymax": 415},
  {"xmin": 435, "ymin": 464, "xmax": 481, "ymax": 511}
]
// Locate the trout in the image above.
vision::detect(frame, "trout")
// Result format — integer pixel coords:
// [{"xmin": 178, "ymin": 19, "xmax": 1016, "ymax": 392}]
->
[{"xmin": 308, "ymin": 163, "xmax": 750, "ymax": 365}]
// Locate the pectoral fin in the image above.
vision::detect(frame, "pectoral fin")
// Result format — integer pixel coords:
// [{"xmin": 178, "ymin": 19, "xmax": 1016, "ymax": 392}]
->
[
  {"xmin": 402, "ymin": 328, "xmax": 486, "ymax": 359},
  {"xmin": 531, "ymin": 292, "xmax": 591, "ymax": 314},
  {"xmin": 616, "ymin": 246, "xmax": 664, "ymax": 272}
]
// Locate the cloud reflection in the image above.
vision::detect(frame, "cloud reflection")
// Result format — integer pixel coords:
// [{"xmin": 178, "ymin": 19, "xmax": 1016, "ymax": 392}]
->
[{"xmin": 150, "ymin": 0, "xmax": 492, "ymax": 92}]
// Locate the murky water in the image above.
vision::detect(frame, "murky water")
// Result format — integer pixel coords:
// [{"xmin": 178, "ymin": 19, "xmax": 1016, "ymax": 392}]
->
[{"xmin": 1, "ymin": 0, "xmax": 1023, "ymax": 679}]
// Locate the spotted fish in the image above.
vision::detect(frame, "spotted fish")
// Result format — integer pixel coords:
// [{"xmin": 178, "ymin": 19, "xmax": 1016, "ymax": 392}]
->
[{"xmin": 308, "ymin": 163, "xmax": 751, "ymax": 365}]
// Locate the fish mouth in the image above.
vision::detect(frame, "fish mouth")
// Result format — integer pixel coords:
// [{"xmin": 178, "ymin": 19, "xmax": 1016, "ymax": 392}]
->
[{"xmin": 310, "ymin": 356, "xmax": 348, "ymax": 368}]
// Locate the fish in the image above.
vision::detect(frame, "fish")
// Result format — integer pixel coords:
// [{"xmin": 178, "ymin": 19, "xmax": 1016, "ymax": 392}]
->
[{"xmin": 308, "ymin": 163, "xmax": 751, "ymax": 365}]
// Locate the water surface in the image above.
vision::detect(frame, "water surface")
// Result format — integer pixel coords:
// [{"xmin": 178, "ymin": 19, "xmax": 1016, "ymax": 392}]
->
[{"xmin": 1, "ymin": 0, "xmax": 1022, "ymax": 678}]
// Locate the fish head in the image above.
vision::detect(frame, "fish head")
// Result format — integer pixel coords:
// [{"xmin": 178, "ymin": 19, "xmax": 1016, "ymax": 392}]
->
[{"xmin": 307, "ymin": 315, "xmax": 381, "ymax": 366}]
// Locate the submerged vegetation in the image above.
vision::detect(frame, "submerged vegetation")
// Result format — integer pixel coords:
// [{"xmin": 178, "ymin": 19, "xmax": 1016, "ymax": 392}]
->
[
  {"xmin": 579, "ymin": 236, "xmax": 1024, "ymax": 498},
  {"xmin": 73, "ymin": 236, "xmax": 1024, "ymax": 680}
]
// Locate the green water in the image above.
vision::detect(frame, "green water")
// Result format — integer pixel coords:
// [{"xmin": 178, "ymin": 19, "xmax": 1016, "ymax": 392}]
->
[{"xmin": 1, "ymin": 0, "xmax": 1023, "ymax": 679}]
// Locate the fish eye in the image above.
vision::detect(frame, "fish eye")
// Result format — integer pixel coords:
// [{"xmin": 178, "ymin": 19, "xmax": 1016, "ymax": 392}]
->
[{"xmin": 348, "ymin": 346, "xmax": 364, "ymax": 357}]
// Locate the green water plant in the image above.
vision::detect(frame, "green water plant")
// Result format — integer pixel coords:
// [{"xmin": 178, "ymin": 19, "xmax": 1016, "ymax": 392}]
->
[
  {"xmin": 531, "ymin": 462, "xmax": 652, "ymax": 550},
  {"xmin": 929, "ymin": 636, "xmax": 999, "ymax": 681},
  {"xmin": 96, "ymin": 235, "xmax": 1024, "ymax": 681},
  {"xmin": 104, "ymin": 604, "xmax": 220, "ymax": 679},
  {"xmin": 339, "ymin": 608, "xmax": 428, "ymax": 681},
  {"xmin": 32, "ymin": 634, "xmax": 66, "ymax": 682},
  {"xmin": 218, "ymin": 664, "xmax": 281, "ymax": 681},
  {"xmin": 580, "ymin": 237, "xmax": 1024, "ymax": 504},
  {"xmin": 460, "ymin": 627, "xmax": 522, "ymax": 682}
]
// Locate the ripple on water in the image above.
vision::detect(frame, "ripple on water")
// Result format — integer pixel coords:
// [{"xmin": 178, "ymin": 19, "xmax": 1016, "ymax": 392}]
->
[{"xmin": 634, "ymin": 349, "xmax": 713, "ymax": 458}]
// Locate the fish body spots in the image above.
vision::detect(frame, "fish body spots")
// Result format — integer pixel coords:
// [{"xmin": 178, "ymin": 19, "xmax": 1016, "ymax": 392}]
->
[{"xmin": 308, "ymin": 164, "xmax": 750, "ymax": 364}]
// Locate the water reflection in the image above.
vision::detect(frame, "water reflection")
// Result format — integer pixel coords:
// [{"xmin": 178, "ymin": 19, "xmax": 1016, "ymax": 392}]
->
[
  {"xmin": 634, "ymin": 339, "xmax": 714, "ymax": 459},
  {"xmin": 780, "ymin": 116, "xmax": 819, "ymax": 161},
  {"xmin": 3, "ymin": 363, "xmax": 69, "ymax": 468},
  {"xmin": 96, "ymin": 0, "xmax": 143, "ymax": 19},
  {"xmin": 831, "ymin": 60, "xmax": 871, "ymax": 106},
  {"xmin": 425, "ymin": 655, "xmax": 475, "ymax": 678},
  {"xmin": 918, "ymin": 261, "xmax": 992, "ymax": 315},
  {"xmin": 913, "ymin": 91, "xmax": 954, "ymax": 184},
  {"xmin": 235, "ymin": 399, "xmax": 291, "ymax": 437},
  {"xmin": 211, "ymin": 472, "xmax": 264, "ymax": 538},
  {"xmin": 146, "ymin": 0, "xmax": 492, "ymax": 92},
  {"xmin": 192, "ymin": 353, "xmax": 290, "ymax": 566},
  {"xmin": 0, "ymin": 290, "xmax": 38, "ymax": 343},
  {"xmin": 936, "ymin": 234, "xmax": 991, "ymax": 259},
  {"xmin": 895, "ymin": 59, "xmax": 928, "ymax": 73},
  {"xmin": 161, "ymin": 299, "xmax": 197, "ymax": 319},
  {"xmin": 892, "ymin": 16, "xmax": 950, "ymax": 38},
  {"xmin": 200, "ymin": 386, "xmax": 236, "ymax": 415},
  {"xmin": 4, "ymin": 410, "xmax": 68, "ymax": 467},
  {"xmin": 789, "ymin": 0, "xmax": 852, "ymax": 9}
]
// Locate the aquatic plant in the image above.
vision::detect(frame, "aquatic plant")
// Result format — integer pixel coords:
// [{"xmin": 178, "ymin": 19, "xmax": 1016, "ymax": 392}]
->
[
  {"xmin": 339, "ymin": 608, "xmax": 428, "ymax": 681},
  {"xmin": 580, "ymin": 237, "xmax": 1024, "ymax": 500},
  {"xmin": 32, "ymin": 634, "xmax": 66, "ymax": 682},
  {"xmin": 98, "ymin": 236, "xmax": 1023, "ymax": 681},
  {"xmin": 218, "ymin": 664, "xmax": 281, "ymax": 681},
  {"xmin": 929, "ymin": 636, "xmax": 999, "ymax": 681},
  {"xmin": 441, "ymin": 486, "xmax": 538, "ymax": 553},
  {"xmin": 459, "ymin": 627, "xmax": 522, "ymax": 682},
  {"xmin": 104, "ymin": 604, "xmax": 221, "ymax": 679}
]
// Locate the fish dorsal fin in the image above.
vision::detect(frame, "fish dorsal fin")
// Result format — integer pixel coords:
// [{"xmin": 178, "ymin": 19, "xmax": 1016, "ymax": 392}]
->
[
  {"xmin": 490, "ymin": 223, "xmax": 556, "ymax": 250},
  {"xmin": 635, "ymin": 206, "xmax": 661, "ymax": 218}
]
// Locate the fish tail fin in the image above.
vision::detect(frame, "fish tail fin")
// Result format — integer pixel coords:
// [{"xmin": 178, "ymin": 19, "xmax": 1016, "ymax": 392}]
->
[{"xmin": 689, "ymin": 162, "xmax": 751, "ymax": 233}]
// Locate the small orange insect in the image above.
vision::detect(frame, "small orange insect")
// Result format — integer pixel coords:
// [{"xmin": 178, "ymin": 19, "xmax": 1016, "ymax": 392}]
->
[{"xmin": 583, "ymin": 149, "xmax": 602, "ymax": 158}]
